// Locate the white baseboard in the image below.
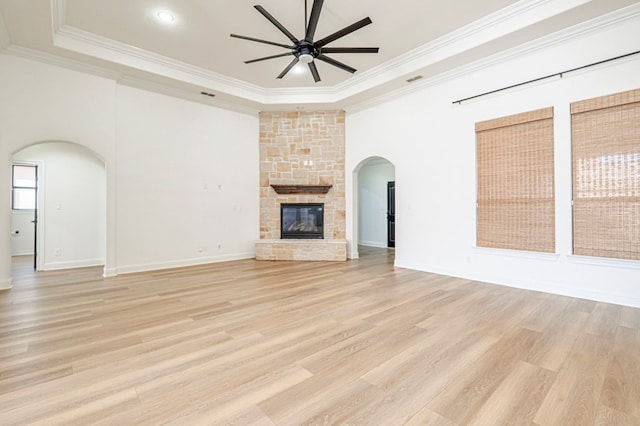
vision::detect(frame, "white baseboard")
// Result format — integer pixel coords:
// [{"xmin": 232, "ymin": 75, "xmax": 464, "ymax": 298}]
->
[
  {"xmin": 42, "ymin": 258, "xmax": 105, "ymax": 271},
  {"xmin": 115, "ymin": 252, "xmax": 255, "ymax": 275},
  {"xmin": 0, "ymin": 276, "xmax": 13, "ymax": 290},
  {"xmin": 358, "ymin": 241, "xmax": 388, "ymax": 249},
  {"xmin": 103, "ymin": 267, "xmax": 118, "ymax": 278},
  {"xmin": 395, "ymin": 259, "xmax": 640, "ymax": 309},
  {"xmin": 11, "ymin": 251, "xmax": 34, "ymax": 256}
]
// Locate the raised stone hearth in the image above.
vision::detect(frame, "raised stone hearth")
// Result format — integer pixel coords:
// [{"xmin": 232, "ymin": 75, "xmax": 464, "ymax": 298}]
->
[
  {"xmin": 255, "ymin": 239, "xmax": 346, "ymax": 261},
  {"xmin": 257, "ymin": 111, "xmax": 347, "ymax": 261}
]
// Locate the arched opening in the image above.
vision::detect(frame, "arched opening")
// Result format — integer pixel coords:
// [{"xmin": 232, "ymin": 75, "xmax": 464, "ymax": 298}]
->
[
  {"xmin": 353, "ymin": 156, "xmax": 396, "ymax": 259},
  {"xmin": 10, "ymin": 141, "xmax": 106, "ymax": 276}
]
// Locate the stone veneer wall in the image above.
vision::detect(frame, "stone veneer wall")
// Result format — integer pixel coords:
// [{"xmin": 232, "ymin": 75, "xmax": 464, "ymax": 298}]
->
[{"xmin": 256, "ymin": 111, "xmax": 347, "ymax": 261}]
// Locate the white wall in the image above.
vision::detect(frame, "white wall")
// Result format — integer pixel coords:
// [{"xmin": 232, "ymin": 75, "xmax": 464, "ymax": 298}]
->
[
  {"xmin": 2, "ymin": 8, "xmax": 638, "ymax": 307},
  {"xmin": 0, "ymin": 54, "xmax": 259, "ymax": 287},
  {"xmin": 358, "ymin": 160, "xmax": 395, "ymax": 248},
  {"xmin": 346, "ymin": 12, "xmax": 640, "ymax": 307},
  {"xmin": 115, "ymin": 85, "xmax": 259, "ymax": 273},
  {"xmin": 0, "ymin": 55, "xmax": 116, "ymax": 288},
  {"xmin": 13, "ymin": 142, "xmax": 106, "ymax": 270}
]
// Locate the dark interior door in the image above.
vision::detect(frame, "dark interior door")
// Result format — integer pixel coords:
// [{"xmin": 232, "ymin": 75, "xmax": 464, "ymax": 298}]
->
[
  {"xmin": 387, "ymin": 181, "xmax": 395, "ymax": 248},
  {"xmin": 33, "ymin": 201, "xmax": 38, "ymax": 270}
]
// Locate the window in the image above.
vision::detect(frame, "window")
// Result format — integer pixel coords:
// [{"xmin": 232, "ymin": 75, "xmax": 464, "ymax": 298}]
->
[
  {"xmin": 12, "ymin": 164, "xmax": 37, "ymax": 210},
  {"xmin": 571, "ymin": 88, "xmax": 640, "ymax": 261},
  {"xmin": 476, "ymin": 107, "xmax": 555, "ymax": 252}
]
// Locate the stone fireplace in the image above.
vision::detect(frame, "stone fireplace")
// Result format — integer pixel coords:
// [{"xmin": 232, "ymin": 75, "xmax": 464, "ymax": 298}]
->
[{"xmin": 255, "ymin": 111, "xmax": 347, "ymax": 261}]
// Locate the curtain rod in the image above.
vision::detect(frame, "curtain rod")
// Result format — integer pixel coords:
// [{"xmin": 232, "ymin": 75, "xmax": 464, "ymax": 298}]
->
[{"xmin": 452, "ymin": 49, "xmax": 640, "ymax": 105}]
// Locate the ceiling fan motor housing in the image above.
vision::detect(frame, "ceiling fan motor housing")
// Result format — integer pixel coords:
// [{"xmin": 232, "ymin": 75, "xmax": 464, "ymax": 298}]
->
[{"xmin": 296, "ymin": 42, "xmax": 317, "ymax": 63}]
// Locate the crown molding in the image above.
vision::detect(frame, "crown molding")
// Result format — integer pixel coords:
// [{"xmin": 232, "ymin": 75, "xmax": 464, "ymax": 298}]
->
[
  {"xmin": 52, "ymin": 24, "xmax": 355, "ymax": 106},
  {"xmin": 7, "ymin": 0, "xmax": 637, "ymax": 113},
  {"xmin": 48, "ymin": 0, "xmax": 602, "ymax": 108},
  {"xmin": 50, "ymin": 0, "xmax": 65, "ymax": 33},
  {"xmin": 346, "ymin": 2, "xmax": 640, "ymax": 114},
  {"xmin": 116, "ymin": 76, "xmax": 260, "ymax": 116},
  {"xmin": 1, "ymin": 44, "xmax": 259, "ymax": 116},
  {"xmin": 0, "ymin": 9, "xmax": 10, "ymax": 51},
  {"xmin": 3, "ymin": 45, "xmax": 123, "ymax": 80},
  {"xmin": 332, "ymin": 0, "xmax": 592, "ymax": 100},
  {"xmin": 52, "ymin": 24, "xmax": 273, "ymax": 103}
]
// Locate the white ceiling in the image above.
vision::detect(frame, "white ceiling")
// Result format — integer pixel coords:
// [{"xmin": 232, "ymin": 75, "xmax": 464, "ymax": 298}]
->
[{"xmin": 0, "ymin": 0, "xmax": 638, "ymax": 111}]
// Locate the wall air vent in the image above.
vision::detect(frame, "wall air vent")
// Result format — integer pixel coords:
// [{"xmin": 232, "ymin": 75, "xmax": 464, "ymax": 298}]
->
[{"xmin": 406, "ymin": 75, "xmax": 423, "ymax": 83}]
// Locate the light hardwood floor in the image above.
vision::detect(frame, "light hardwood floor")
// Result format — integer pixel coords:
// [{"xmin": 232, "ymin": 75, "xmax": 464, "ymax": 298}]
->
[{"xmin": 1, "ymin": 249, "xmax": 639, "ymax": 425}]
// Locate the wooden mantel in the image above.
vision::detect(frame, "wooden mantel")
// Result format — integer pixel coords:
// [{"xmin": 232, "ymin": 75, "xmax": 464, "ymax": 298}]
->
[{"xmin": 270, "ymin": 184, "xmax": 332, "ymax": 194}]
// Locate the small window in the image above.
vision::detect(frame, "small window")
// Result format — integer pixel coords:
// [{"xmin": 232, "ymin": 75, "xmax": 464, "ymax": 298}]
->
[{"xmin": 12, "ymin": 165, "xmax": 37, "ymax": 210}]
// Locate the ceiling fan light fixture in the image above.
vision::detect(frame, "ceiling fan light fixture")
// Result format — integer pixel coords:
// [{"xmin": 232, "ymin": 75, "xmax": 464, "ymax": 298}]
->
[{"xmin": 298, "ymin": 53, "xmax": 314, "ymax": 63}]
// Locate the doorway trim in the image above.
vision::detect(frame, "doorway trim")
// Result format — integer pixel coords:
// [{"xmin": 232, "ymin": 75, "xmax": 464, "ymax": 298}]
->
[
  {"xmin": 350, "ymin": 156, "xmax": 396, "ymax": 260},
  {"xmin": 9, "ymin": 141, "xmax": 107, "ymax": 275},
  {"xmin": 11, "ymin": 160, "xmax": 45, "ymax": 270}
]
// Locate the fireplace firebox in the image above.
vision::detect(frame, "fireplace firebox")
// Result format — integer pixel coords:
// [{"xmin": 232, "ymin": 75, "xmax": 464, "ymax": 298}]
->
[{"xmin": 281, "ymin": 203, "xmax": 324, "ymax": 239}]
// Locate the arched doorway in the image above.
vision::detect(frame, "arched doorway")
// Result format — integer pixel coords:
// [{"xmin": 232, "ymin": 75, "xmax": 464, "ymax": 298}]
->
[
  {"xmin": 10, "ymin": 141, "xmax": 106, "ymax": 273},
  {"xmin": 353, "ymin": 157, "xmax": 396, "ymax": 259}
]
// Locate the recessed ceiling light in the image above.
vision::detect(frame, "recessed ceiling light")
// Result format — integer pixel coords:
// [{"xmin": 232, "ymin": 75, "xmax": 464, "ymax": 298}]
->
[
  {"xmin": 156, "ymin": 10, "xmax": 174, "ymax": 23},
  {"xmin": 293, "ymin": 64, "xmax": 306, "ymax": 74}
]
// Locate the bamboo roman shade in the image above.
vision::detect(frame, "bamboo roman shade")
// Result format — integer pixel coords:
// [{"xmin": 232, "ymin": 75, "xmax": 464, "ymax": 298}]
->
[
  {"xmin": 571, "ymin": 88, "xmax": 640, "ymax": 260},
  {"xmin": 476, "ymin": 107, "xmax": 555, "ymax": 252}
]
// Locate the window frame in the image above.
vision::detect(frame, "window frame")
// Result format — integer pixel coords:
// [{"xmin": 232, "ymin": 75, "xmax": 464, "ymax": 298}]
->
[
  {"xmin": 475, "ymin": 107, "xmax": 556, "ymax": 253},
  {"xmin": 570, "ymin": 88, "xmax": 640, "ymax": 261},
  {"xmin": 11, "ymin": 164, "xmax": 38, "ymax": 211}
]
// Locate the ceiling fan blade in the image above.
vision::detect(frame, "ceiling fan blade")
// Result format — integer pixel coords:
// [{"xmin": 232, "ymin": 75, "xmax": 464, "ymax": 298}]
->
[
  {"xmin": 308, "ymin": 61, "xmax": 321, "ymax": 82},
  {"xmin": 230, "ymin": 34, "xmax": 292, "ymax": 49},
  {"xmin": 305, "ymin": 0, "xmax": 324, "ymax": 42},
  {"xmin": 316, "ymin": 54, "xmax": 357, "ymax": 74},
  {"xmin": 315, "ymin": 17, "xmax": 373, "ymax": 48},
  {"xmin": 320, "ymin": 47, "xmax": 379, "ymax": 54},
  {"xmin": 277, "ymin": 58, "xmax": 300, "ymax": 79},
  {"xmin": 245, "ymin": 52, "xmax": 294, "ymax": 64},
  {"xmin": 254, "ymin": 5, "xmax": 299, "ymax": 44}
]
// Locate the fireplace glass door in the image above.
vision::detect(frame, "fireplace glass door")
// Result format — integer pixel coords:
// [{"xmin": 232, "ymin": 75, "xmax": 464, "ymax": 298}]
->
[{"xmin": 281, "ymin": 203, "xmax": 324, "ymax": 239}]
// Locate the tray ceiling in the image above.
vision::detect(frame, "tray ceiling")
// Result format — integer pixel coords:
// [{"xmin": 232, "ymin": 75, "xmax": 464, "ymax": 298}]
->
[{"xmin": 0, "ymin": 0, "xmax": 637, "ymax": 110}]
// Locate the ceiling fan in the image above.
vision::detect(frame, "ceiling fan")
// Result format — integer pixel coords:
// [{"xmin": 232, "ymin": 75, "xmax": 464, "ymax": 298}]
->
[{"xmin": 230, "ymin": 0, "xmax": 379, "ymax": 82}]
